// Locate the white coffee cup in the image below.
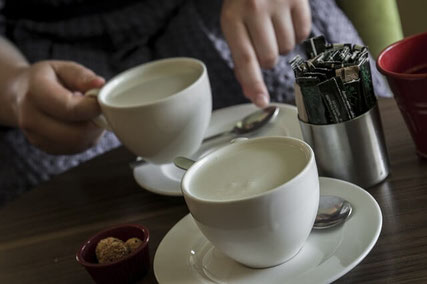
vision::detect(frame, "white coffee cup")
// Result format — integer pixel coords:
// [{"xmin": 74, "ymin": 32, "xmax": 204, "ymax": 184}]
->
[
  {"xmin": 181, "ymin": 136, "xmax": 319, "ymax": 268},
  {"xmin": 86, "ymin": 57, "xmax": 212, "ymax": 164}
]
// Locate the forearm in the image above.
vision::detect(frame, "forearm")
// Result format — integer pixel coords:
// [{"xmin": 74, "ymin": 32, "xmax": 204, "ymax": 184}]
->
[{"xmin": 0, "ymin": 36, "xmax": 29, "ymax": 127}]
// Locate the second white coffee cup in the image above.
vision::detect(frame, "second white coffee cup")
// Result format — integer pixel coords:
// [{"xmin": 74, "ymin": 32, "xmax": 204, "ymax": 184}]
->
[
  {"xmin": 181, "ymin": 136, "xmax": 320, "ymax": 268},
  {"xmin": 86, "ymin": 57, "xmax": 212, "ymax": 164}
]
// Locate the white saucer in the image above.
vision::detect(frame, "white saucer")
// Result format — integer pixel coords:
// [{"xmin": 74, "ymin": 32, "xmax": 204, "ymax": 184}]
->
[
  {"xmin": 133, "ymin": 103, "xmax": 302, "ymax": 196},
  {"xmin": 153, "ymin": 177, "xmax": 382, "ymax": 284}
]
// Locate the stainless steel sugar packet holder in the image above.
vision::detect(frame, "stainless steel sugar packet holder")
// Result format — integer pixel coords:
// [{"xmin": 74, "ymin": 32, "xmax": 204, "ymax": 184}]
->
[{"xmin": 299, "ymin": 104, "xmax": 390, "ymax": 188}]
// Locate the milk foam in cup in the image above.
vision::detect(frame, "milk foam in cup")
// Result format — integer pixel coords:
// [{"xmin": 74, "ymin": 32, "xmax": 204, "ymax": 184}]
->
[
  {"xmin": 86, "ymin": 57, "xmax": 212, "ymax": 164},
  {"xmin": 181, "ymin": 136, "xmax": 319, "ymax": 268}
]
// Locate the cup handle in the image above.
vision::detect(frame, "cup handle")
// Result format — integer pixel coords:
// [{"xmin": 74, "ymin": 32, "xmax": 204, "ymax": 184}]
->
[{"xmin": 85, "ymin": 88, "xmax": 113, "ymax": 131}]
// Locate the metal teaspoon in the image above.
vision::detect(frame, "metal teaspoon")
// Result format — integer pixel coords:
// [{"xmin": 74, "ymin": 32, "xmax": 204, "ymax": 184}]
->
[
  {"xmin": 202, "ymin": 105, "xmax": 279, "ymax": 143},
  {"xmin": 173, "ymin": 157, "xmax": 353, "ymax": 230},
  {"xmin": 129, "ymin": 106, "xmax": 279, "ymax": 169},
  {"xmin": 313, "ymin": 195, "xmax": 352, "ymax": 229}
]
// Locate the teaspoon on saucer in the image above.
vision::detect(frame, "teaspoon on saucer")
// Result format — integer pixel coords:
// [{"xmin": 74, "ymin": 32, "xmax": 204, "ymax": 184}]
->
[
  {"xmin": 173, "ymin": 157, "xmax": 353, "ymax": 230},
  {"xmin": 129, "ymin": 106, "xmax": 279, "ymax": 169},
  {"xmin": 202, "ymin": 105, "xmax": 279, "ymax": 143},
  {"xmin": 313, "ymin": 195, "xmax": 352, "ymax": 229}
]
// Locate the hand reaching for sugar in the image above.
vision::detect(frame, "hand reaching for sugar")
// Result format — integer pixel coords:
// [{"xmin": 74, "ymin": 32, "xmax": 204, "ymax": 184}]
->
[
  {"xmin": 13, "ymin": 60, "xmax": 106, "ymax": 154},
  {"xmin": 221, "ymin": 0, "xmax": 311, "ymax": 107}
]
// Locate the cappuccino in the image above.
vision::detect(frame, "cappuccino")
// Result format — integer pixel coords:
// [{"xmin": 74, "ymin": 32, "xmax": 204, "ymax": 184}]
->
[
  {"xmin": 181, "ymin": 136, "xmax": 319, "ymax": 268},
  {"xmin": 86, "ymin": 57, "xmax": 211, "ymax": 164}
]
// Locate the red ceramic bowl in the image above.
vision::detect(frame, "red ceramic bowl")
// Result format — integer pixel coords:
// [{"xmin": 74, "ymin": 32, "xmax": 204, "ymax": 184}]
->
[
  {"xmin": 76, "ymin": 224, "xmax": 150, "ymax": 284},
  {"xmin": 377, "ymin": 31, "xmax": 427, "ymax": 157}
]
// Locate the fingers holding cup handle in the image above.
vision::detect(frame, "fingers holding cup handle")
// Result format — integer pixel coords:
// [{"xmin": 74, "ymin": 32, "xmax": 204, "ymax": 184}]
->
[{"xmin": 85, "ymin": 88, "xmax": 113, "ymax": 131}]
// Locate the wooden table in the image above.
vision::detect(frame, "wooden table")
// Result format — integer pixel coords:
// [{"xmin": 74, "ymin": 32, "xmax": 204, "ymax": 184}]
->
[{"xmin": 0, "ymin": 98, "xmax": 426, "ymax": 283}]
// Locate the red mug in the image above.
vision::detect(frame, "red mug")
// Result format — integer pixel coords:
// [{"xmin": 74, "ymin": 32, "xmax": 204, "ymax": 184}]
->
[{"xmin": 377, "ymin": 31, "xmax": 427, "ymax": 158}]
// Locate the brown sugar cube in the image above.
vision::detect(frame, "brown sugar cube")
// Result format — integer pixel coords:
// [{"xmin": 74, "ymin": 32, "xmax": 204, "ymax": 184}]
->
[
  {"xmin": 95, "ymin": 237, "xmax": 129, "ymax": 264},
  {"xmin": 125, "ymin": 237, "xmax": 143, "ymax": 253}
]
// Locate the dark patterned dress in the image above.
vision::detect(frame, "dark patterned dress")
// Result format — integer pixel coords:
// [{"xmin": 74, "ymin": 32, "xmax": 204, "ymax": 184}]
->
[{"xmin": 0, "ymin": 0, "xmax": 390, "ymax": 206}]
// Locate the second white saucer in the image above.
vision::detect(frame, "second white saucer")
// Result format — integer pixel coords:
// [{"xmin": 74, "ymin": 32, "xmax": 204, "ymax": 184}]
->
[{"xmin": 154, "ymin": 177, "xmax": 383, "ymax": 284}]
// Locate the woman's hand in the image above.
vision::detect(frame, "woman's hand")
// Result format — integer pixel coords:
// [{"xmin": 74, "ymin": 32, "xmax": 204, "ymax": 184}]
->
[
  {"xmin": 14, "ymin": 60, "xmax": 106, "ymax": 154},
  {"xmin": 221, "ymin": 0, "xmax": 311, "ymax": 107}
]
